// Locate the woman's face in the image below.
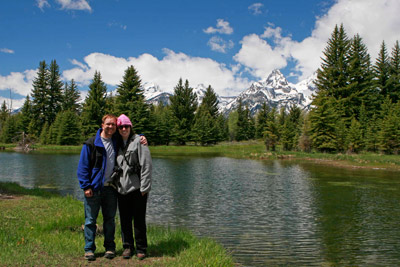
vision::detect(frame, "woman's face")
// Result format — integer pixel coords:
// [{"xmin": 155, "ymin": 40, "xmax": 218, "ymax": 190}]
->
[{"xmin": 118, "ymin": 125, "xmax": 131, "ymax": 140}]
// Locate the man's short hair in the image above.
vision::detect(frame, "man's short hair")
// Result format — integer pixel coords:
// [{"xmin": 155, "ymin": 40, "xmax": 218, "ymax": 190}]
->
[{"xmin": 102, "ymin": 114, "xmax": 117, "ymax": 123}]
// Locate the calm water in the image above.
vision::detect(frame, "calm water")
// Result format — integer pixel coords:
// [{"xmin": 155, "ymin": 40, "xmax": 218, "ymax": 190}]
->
[{"xmin": 1, "ymin": 151, "xmax": 400, "ymax": 266}]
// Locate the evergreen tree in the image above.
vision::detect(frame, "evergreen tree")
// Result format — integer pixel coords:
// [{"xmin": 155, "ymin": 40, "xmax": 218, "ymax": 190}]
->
[
  {"xmin": 39, "ymin": 122, "xmax": 49, "ymax": 145},
  {"xmin": 62, "ymin": 79, "xmax": 81, "ymax": 113},
  {"xmin": 81, "ymin": 71, "xmax": 107, "ymax": 138},
  {"xmin": 314, "ymin": 24, "xmax": 350, "ymax": 100},
  {"xmin": 264, "ymin": 107, "xmax": 278, "ymax": 151},
  {"xmin": 0, "ymin": 101, "xmax": 9, "ymax": 132},
  {"xmin": 31, "ymin": 60, "xmax": 50, "ymax": 136},
  {"xmin": 18, "ymin": 96, "xmax": 33, "ymax": 135},
  {"xmin": 169, "ymin": 79, "xmax": 198, "ymax": 145},
  {"xmin": 373, "ymin": 41, "xmax": 391, "ymax": 99},
  {"xmin": 216, "ymin": 114, "xmax": 229, "ymax": 142},
  {"xmin": 310, "ymin": 96, "xmax": 338, "ymax": 152},
  {"xmin": 235, "ymin": 99, "xmax": 249, "ymax": 141},
  {"xmin": 387, "ymin": 40, "xmax": 400, "ymax": 102},
  {"xmin": 227, "ymin": 111, "xmax": 238, "ymax": 141},
  {"xmin": 0, "ymin": 115, "xmax": 17, "ymax": 143},
  {"xmin": 378, "ymin": 99, "xmax": 400, "ymax": 154},
  {"xmin": 281, "ymin": 106, "xmax": 302, "ymax": 151},
  {"xmin": 255, "ymin": 103, "xmax": 269, "ymax": 139},
  {"xmin": 47, "ymin": 60, "xmax": 64, "ymax": 124},
  {"xmin": 192, "ymin": 107, "xmax": 218, "ymax": 145},
  {"xmin": 115, "ymin": 65, "xmax": 150, "ymax": 135},
  {"xmin": 346, "ymin": 118, "xmax": 363, "ymax": 153},
  {"xmin": 149, "ymin": 103, "xmax": 172, "ymax": 145},
  {"xmin": 364, "ymin": 114, "xmax": 380, "ymax": 152},
  {"xmin": 201, "ymin": 85, "xmax": 219, "ymax": 117},
  {"xmin": 345, "ymin": 34, "xmax": 377, "ymax": 118},
  {"xmin": 56, "ymin": 110, "xmax": 82, "ymax": 145},
  {"xmin": 298, "ymin": 112, "xmax": 312, "ymax": 152}
]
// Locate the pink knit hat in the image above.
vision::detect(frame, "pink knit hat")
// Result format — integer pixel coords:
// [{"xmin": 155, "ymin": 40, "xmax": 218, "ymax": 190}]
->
[{"xmin": 117, "ymin": 114, "xmax": 132, "ymax": 127}]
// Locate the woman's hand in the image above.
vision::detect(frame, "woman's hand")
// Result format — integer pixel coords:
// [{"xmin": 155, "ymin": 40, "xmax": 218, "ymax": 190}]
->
[{"xmin": 140, "ymin": 136, "xmax": 148, "ymax": 146}]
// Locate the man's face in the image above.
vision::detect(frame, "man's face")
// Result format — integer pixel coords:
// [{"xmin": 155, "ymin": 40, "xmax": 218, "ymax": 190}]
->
[{"xmin": 101, "ymin": 117, "xmax": 117, "ymax": 138}]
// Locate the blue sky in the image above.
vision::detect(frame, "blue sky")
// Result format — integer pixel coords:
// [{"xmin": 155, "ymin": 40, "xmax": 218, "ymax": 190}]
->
[{"xmin": 1, "ymin": 0, "xmax": 400, "ymax": 109}]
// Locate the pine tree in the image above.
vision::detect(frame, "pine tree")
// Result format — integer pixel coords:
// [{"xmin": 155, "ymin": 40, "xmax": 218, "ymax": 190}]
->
[
  {"xmin": 346, "ymin": 118, "xmax": 363, "ymax": 153},
  {"xmin": 149, "ymin": 103, "xmax": 172, "ymax": 145},
  {"xmin": 56, "ymin": 110, "xmax": 82, "ymax": 145},
  {"xmin": 314, "ymin": 24, "xmax": 350, "ymax": 100},
  {"xmin": 310, "ymin": 96, "xmax": 338, "ymax": 152},
  {"xmin": 0, "ymin": 101, "xmax": 9, "ymax": 131},
  {"xmin": 345, "ymin": 34, "xmax": 377, "ymax": 118},
  {"xmin": 31, "ymin": 60, "xmax": 50, "ymax": 137},
  {"xmin": 235, "ymin": 99, "xmax": 248, "ymax": 141},
  {"xmin": 387, "ymin": 40, "xmax": 400, "ymax": 102},
  {"xmin": 227, "ymin": 111, "xmax": 238, "ymax": 141},
  {"xmin": 255, "ymin": 103, "xmax": 269, "ymax": 139},
  {"xmin": 81, "ymin": 71, "xmax": 107, "ymax": 138},
  {"xmin": 201, "ymin": 85, "xmax": 219, "ymax": 117},
  {"xmin": 298, "ymin": 112, "xmax": 312, "ymax": 152},
  {"xmin": 18, "ymin": 96, "xmax": 33, "ymax": 135},
  {"xmin": 47, "ymin": 60, "xmax": 64, "ymax": 124},
  {"xmin": 115, "ymin": 65, "xmax": 150, "ymax": 134},
  {"xmin": 169, "ymin": 79, "xmax": 198, "ymax": 145},
  {"xmin": 192, "ymin": 107, "xmax": 218, "ymax": 145},
  {"xmin": 264, "ymin": 107, "xmax": 278, "ymax": 151},
  {"xmin": 378, "ymin": 99, "xmax": 400, "ymax": 154},
  {"xmin": 374, "ymin": 41, "xmax": 391, "ymax": 99},
  {"xmin": 62, "ymin": 79, "xmax": 81, "ymax": 113},
  {"xmin": 0, "ymin": 115, "xmax": 17, "ymax": 143}
]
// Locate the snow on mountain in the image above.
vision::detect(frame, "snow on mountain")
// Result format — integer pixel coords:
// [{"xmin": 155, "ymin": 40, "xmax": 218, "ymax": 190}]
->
[
  {"xmin": 142, "ymin": 70, "xmax": 317, "ymax": 115},
  {"xmin": 222, "ymin": 69, "xmax": 313, "ymax": 115}
]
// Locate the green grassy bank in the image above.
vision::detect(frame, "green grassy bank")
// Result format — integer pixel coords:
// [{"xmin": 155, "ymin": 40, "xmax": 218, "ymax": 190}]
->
[
  {"xmin": 0, "ymin": 182, "xmax": 234, "ymax": 266},
  {"xmin": 3, "ymin": 140, "xmax": 400, "ymax": 170}
]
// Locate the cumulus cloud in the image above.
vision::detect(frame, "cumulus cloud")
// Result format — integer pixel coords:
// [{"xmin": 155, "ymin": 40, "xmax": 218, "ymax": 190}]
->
[
  {"xmin": 207, "ymin": 36, "xmax": 234, "ymax": 53},
  {"xmin": 234, "ymin": 33, "xmax": 289, "ymax": 79},
  {"xmin": 55, "ymin": 0, "xmax": 92, "ymax": 12},
  {"xmin": 0, "ymin": 70, "xmax": 37, "ymax": 97},
  {"xmin": 235, "ymin": 0, "xmax": 400, "ymax": 81},
  {"xmin": 203, "ymin": 19, "xmax": 233, "ymax": 35},
  {"xmin": 0, "ymin": 48, "xmax": 14, "ymax": 54},
  {"xmin": 63, "ymin": 50, "xmax": 250, "ymax": 96},
  {"xmin": 248, "ymin": 3, "xmax": 264, "ymax": 15}
]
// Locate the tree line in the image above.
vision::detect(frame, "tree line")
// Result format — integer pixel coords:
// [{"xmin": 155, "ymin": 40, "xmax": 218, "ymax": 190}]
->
[{"xmin": 1, "ymin": 24, "xmax": 399, "ymax": 154}]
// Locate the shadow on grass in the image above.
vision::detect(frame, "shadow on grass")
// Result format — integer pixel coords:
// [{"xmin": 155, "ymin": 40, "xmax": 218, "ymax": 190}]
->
[
  {"xmin": 0, "ymin": 182, "xmax": 58, "ymax": 198},
  {"xmin": 149, "ymin": 238, "xmax": 190, "ymax": 257}
]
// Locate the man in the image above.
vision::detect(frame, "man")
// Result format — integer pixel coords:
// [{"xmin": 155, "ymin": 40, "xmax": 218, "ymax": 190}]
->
[{"xmin": 77, "ymin": 114, "xmax": 146, "ymax": 261}]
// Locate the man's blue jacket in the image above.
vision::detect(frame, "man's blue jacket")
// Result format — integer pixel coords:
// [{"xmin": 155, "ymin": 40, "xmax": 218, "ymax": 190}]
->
[{"xmin": 77, "ymin": 128, "xmax": 117, "ymax": 192}]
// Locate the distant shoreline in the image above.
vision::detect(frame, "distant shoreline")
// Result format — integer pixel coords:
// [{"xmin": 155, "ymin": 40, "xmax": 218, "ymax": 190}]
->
[{"xmin": 2, "ymin": 140, "xmax": 400, "ymax": 171}]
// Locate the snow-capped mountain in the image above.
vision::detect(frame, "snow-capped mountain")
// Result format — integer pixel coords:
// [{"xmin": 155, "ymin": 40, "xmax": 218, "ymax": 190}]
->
[
  {"xmin": 222, "ymin": 70, "xmax": 316, "ymax": 115},
  {"xmin": 142, "ymin": 82, "xmax": 172, "ymax": 106},
  {"xmin": 142, "ymin": 70, "xmax": 317, "ymax": 115}
]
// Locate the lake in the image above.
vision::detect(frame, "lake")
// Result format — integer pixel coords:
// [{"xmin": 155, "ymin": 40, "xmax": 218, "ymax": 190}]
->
[{"xmin": 1, "ymin": 151, "xmax": 400, "ymax": 266}]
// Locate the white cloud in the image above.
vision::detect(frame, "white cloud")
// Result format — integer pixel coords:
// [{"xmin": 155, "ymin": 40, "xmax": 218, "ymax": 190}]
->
[
  {"xmin": 55, "ymin": 0, "xmax": 92, "ymax": 12},
  {"xmin": 36, "ymin": 0, "xmax": 50, "ymax": 11},
  {"xmin": 248, "ymin": 3, "xmax": 263, "ymax": 15},
  {"xmin": 0, "ymin": 70, "xmax": 36, "ymax": 97},
  {"xmin": 63, "ymin": 50, "xmax": 250, "ymax": 97},
  {"xmin": 235, "ymin": 0, "xmax": 400, "ymax": 81},
  {"xmin": 203, "ymin": 19, "xmax": 233, "ymax": 35},
  {"xmin": 233, "ymin": 34, "xmax": 288, "ymax": 79},
  {"xmin": 0, "ymin": 48, "xmax": 14, "ymax": 54},
  {"xmin": 207, "ymin": 36, "xmax": 234, "ymax": 53}
]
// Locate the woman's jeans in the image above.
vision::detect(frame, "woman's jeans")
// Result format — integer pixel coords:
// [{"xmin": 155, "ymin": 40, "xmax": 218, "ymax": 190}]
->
[
  {"xmin": 118, "ymin": 190, "xmax": 148, "ymax": 253},
  {"xmin": 84, "ymin": 186, "xmax": 118, "ymax": 252}
]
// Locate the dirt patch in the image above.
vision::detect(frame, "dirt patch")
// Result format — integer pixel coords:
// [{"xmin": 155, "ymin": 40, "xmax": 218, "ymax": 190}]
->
[{"xmin": 0, "ymin": 193, "xmax": 22, "ymax": 200}]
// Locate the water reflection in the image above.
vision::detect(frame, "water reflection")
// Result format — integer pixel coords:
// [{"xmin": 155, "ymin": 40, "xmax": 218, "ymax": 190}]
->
[{"xmin": 1, "ymin": 152, "xmax": 400, "ymax": 266}]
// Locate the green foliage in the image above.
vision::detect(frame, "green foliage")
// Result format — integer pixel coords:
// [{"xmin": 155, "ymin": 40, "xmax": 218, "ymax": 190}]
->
[
  {"xmin": 255, "ymin": 103, "xmax": 269, "ymax": 139},
  {"xmin": 115, "ymin": 65, "xmax": 150, "ymax": 135},
  {"xmin": 264, "ymin": 107, "xmax": 278, "ymax": 151},
  {"xmin": 62, "ymin": 79, "xmax": 81, "ymax": 113},
  {"xmin": 0, "ymin": 115, "xmax": 17, "ymax": 143},
  {"xmin": 235, "ymin": 99, "xmax": 255, "ymax": 141},
  {"xmin": 169, "ymin": 79, "xmax": 198, "ymax": 145},
  {"xmin": 56, "ymin": 111, "xmax": 82, "ymax": 145},
  {"xmin": 81, "ymin": 71, "xmax": 107, "ymax": 138}
]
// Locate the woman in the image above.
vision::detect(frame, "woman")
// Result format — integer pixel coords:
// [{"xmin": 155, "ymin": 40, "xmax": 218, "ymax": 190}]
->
[{"xmin": 116, "ymin": 114, "xmax": 152, "ymax": 260}]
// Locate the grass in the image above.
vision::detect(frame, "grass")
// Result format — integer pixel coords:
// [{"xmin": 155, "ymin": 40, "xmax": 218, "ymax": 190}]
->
[
  {"xmin": 0, "ymin": 182, "xmax": 235, "ymax": 266},
  {"xmin": 2, "ymin": 140, "xmax": 400, "ymax": 170}
]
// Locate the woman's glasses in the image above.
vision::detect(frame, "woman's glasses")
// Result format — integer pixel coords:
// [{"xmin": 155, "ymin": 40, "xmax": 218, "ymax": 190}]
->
[{"xmin": 118, "ymin": 125, "xmax": 130, "ymax": 130}]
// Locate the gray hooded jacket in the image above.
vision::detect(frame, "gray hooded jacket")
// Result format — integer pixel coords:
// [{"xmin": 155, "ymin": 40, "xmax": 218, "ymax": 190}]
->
[{"xmin": 116, "ymin": 134, "xmax": 152, "ymax": 195}]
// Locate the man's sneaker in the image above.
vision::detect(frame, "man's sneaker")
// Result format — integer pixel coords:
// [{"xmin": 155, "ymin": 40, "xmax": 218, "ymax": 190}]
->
[
  {"xmin": 104, "ymin": 250, "xmax": 116, "ymax": 259},
  {"xmin": 136, "ymin": 253, "xmax": 146, "ymax": 260},
  {"xmin": 122, "ymin": 248, "xmax": 132, "ymax": 259},
  {"xmin": 84, "ymin": 251, "xmax": 95, "ymax": 261}
]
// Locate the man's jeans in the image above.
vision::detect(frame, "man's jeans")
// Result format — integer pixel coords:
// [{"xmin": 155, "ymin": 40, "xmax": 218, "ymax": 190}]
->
[{"xmin": 84, "ymin": 186, "xmax": 118, "ymax": 252}]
